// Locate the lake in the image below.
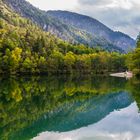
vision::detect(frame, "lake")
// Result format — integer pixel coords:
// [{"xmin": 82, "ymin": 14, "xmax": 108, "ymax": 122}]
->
[{"xmin": 0, "ymin": 75, "xmax": 140, "ymax": 140}]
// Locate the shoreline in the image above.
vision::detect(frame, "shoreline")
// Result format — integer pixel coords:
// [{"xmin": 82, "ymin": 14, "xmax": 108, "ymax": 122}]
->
[{"xmin": 110, "ymin": 72, "xmax": 133, "ymax": 78}]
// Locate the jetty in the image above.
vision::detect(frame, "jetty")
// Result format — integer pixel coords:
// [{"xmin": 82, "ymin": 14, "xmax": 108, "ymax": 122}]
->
[{"xmin": 110, "ymin": 71, "xmax": 133, "ymax": 78}]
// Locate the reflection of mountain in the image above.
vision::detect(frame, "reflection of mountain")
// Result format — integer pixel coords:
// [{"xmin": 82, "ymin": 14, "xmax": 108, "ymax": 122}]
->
[
  {"xmin": 1, "ymin": 76, "xmax": 140, "ymax": 140},
  {"xmin": 11, "ymin": 91, "xmax": 133, "ymax": 140},
  {"xmin": 45, "ymin": 92, "xmax": 132, "ymax": 132}
]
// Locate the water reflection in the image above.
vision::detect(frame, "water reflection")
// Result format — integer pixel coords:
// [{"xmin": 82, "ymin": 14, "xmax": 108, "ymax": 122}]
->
[
  {"xmin": 33, "ymin": 103, "xmax": 140, "ymax": 140},
  {"xmin": 0, "ymin": 76, "xmax": 140, "ymax": 140}
]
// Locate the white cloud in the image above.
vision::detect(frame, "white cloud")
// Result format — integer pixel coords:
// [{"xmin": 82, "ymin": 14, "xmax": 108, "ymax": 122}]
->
[
  {"xmin": 106, "ymin": 0, "xmax": 133, "ymax": 9},
  {"xmin": 76, "ymin": 0, "xmax": 140, "ymax": 38},
  {"xmin": 26, "ymin": 0, "xmax": 140, "ymax": 38},
  {"xmin": 27, "ymin": 0, "xmax": 78, "ymax": 11}
]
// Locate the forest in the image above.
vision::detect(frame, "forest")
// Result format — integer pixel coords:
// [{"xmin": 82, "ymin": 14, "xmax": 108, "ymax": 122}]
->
[
  {"xmin": 0, "ymin": 12, "xmax": 126, "ymax": 75},
  {"xmin": 0, "ymin": 0, "xmax": 139, "ymax": 76},
  {"xmin": 1, "ymin": 1, "xmax": 140, "ymax": 139},
  {"xmin": 126, "ymin": 34, "xmax": 140, "ymax": 76}
]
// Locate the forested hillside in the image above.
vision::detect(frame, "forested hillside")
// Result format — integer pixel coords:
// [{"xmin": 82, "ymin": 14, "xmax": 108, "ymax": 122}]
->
[
  {"xmin": 127, "ymin": 34, "xmax": 140, "ymax": 76},
  {"xmin": 0, "ymin": 0, "xmax": 127, "ymax": 75},
  {"xmin": 48, "ymin": 10, "xmax": 135, "ymax": 52},
  {"xmin": 3, "ymin": 0, "xmax": 133, "ymax": 53}
]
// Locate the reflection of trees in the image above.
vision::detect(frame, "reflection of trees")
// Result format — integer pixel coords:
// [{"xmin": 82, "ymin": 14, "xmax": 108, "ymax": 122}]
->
[
  {"xmin": 24, "ymin": 91, "xmax": 132, "ymax": 134},
  {"xmin": 126, "ymin": 78, "xmax": 140, "ymax": 111},
  {"xmin": 0, "ymin": 76, "xmax": 138, "ymax": 140}
]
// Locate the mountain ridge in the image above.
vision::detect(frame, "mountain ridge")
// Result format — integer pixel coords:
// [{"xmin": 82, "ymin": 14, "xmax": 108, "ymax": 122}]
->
[
  {"xmin": 3, "ymin": 0, "xmax": 135, "ymax": 52},
  {"xmin": 47, "ymin": 10, "xmax": 135, "ymax": 52}
]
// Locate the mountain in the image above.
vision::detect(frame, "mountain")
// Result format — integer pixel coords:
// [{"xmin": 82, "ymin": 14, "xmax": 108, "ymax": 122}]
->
[
  {"xmin": 0, "ymin": 0, "xmax": 128, "ymax": 75},
  {"xmin": 3, "ymin": 0, "xmax": 131, "ymax": 53},
  {"xmin": 47, "ymin": 10, "xmax": 136, "ymax": 52}
]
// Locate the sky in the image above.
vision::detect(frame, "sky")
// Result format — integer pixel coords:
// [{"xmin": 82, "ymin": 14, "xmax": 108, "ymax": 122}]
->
[{"xmin": 27, "ymin": 0, "xmax": 140, "ymax": 39}]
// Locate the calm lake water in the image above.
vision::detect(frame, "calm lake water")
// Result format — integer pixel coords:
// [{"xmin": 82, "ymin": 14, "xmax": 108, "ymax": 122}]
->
[{"xmin": 0, "ymin": 75, "xmax": 140, "ymax": 140}]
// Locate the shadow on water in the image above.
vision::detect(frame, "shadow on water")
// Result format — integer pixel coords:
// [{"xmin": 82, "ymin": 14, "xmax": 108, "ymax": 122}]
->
[{"xmin": 0, "ymin": 75, "xmax": 140, "ymax": 140}]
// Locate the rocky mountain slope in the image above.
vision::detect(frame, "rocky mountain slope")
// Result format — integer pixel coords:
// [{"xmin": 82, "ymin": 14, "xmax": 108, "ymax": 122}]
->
[
  {"xmin": 48, "ymin": 10, "xmax": 136, "ymax": 52},
  {"xmin": 3, "ymin": 0, "xmax": 135, "ymax": 52}
]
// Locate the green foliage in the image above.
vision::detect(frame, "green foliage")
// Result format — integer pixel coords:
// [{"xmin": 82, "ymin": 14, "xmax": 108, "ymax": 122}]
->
[
  {"xmin": 127, "ymin": 33, "xmax": 140, "ymax": 76},
  {"xmin": 0, "ymin": 76, "xmax": 140, "ymax": 140},
  {"xmin": 0, "ymin": 76, "xmax": 132, "ymax": 140},
  {"xmin": 0, "ymin": 1, "xmax": 127, "ymax": 75}
]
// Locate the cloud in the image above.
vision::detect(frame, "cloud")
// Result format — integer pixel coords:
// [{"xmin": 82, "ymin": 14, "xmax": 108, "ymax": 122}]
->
[
  {"xmin": 78, "ymin": 0, "xmax": 139, "ymax": 9},
  {"xmin": 78, "ymin": 0, "xmax": 112, "ymax": 6},
  {"xmin": 27, "ymin": 0, "xmax": 140, "ymax": 38},
  {"xmin": 75, "ymin": 0, "xmax": 140, "ymax": 38},
  {"xmin": 27, "ymin": 0, "xmax": 78, "ymax": 11}
]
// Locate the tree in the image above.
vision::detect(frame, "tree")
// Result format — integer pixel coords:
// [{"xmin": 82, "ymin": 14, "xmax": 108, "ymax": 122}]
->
[
  {"xmin": 64, "ymin": 52, "xmax": 76, "ymax": 73},
  {"xmin": 128, "ymin": 33, "xmax": 140, "ymax": 76},
  {"xmin": 21, "ymin": 57, "xmax": 37, "ymax": 73},
  {"xmin": 10, "ymin": 47, "xmax": 22, "ymax": 73},
  {"xmin": 38, "ymin": 56, "xmax": 47, "ymax": 73}
]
